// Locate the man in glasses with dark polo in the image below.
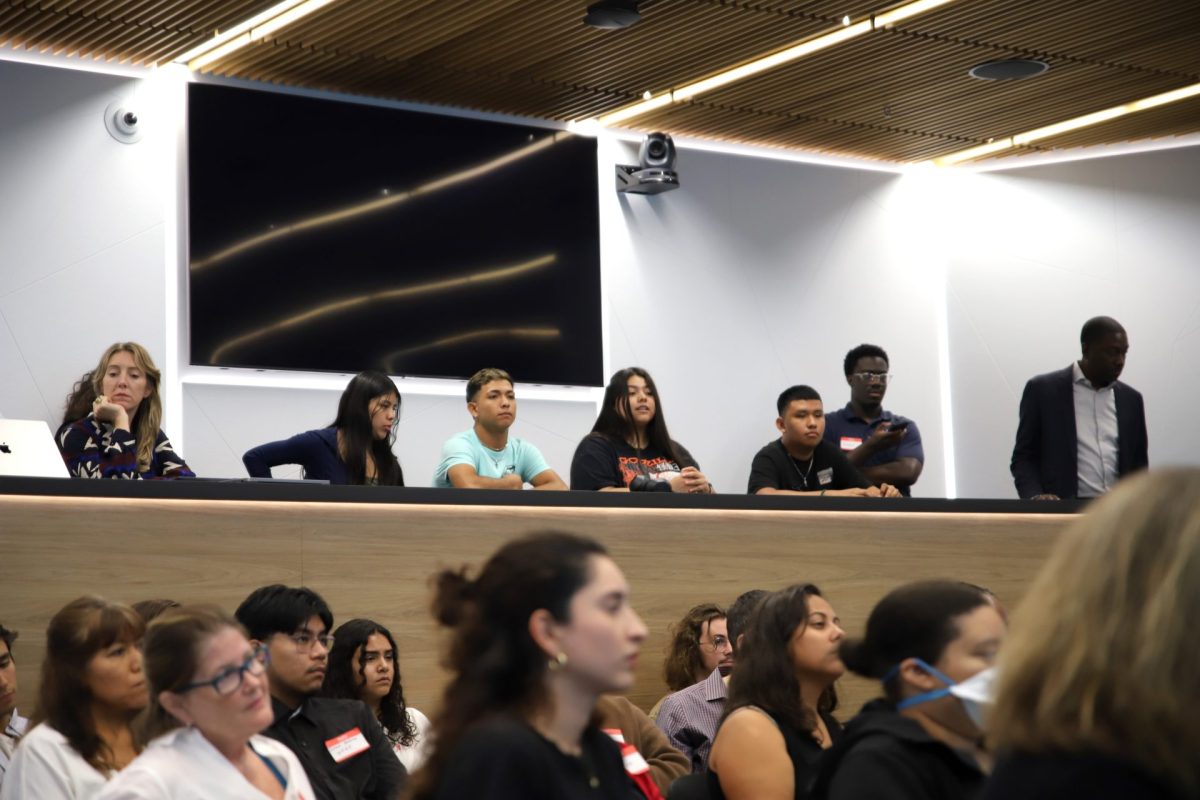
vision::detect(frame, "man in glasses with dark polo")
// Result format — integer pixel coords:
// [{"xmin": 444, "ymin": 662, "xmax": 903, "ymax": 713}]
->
[
  {"xmin": 824, "ymin": 344, "xmax": 924, "ymax": 496},
  {"xmin": 236, "ymin": 585, "xmax": 404, "ymax": 800}
]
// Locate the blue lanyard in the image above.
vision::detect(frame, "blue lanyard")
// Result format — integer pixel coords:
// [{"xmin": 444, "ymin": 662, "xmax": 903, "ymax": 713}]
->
[{"xmin": 249, "ymin": 742, "xmax": 288, "ymax": 790}]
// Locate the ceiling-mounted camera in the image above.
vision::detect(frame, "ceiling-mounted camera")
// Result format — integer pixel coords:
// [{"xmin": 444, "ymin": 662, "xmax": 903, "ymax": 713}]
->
[
  {"xmin": 104, "ymin": 100, "xmax": 142, "ymax": 144},
  {"xmin": 616, "ymin": 132, "xmax": 679, "ymax": 194}
]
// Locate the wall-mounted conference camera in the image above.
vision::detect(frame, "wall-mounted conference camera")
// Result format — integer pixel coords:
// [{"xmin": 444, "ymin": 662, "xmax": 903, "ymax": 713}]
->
[
  {"xmin": 104, "ymin": 100, "xmax": 143, "ymax": 144},
  {"xmin": 616, "ymin": 132, "xmax": 680, "ymax": 194}
]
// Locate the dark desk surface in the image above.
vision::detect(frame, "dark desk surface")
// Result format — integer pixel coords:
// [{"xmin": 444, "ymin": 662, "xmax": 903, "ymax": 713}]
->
[{"xmin": 0, "ymin": 475, "xmax": 1085, "ymax": 513}]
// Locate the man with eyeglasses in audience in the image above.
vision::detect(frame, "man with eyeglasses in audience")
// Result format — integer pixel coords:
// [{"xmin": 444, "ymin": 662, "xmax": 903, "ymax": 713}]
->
[
  {"xmin": 0, "ymin": 623, "xmax": 28, "ymax": 790},
  {"xmin": 235, "ymin": 585, "xmax": 404, "ymax": 800},
  {"xmin": 824, "ymin": 344, "xmax": 924, "ymax": 496},
  {"xmin": 655, "ymin": 590, "xmax": 767, "ymax": 774}
]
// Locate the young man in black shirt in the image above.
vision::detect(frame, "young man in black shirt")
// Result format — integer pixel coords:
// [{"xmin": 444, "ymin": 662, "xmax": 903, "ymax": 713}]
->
[
  {"xmin": 235, "ymin": 585, "xmax": 405, "ymax": 800},
  {"xmin": 748, "ymin": 385, "xmax": 901, "ymax": 497}
]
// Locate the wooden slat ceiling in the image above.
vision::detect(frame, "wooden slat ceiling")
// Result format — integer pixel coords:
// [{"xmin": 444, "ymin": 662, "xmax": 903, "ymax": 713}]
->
[{"xmin": 2, "ymin": 0, "xmax": 1198, "ymax": 163}]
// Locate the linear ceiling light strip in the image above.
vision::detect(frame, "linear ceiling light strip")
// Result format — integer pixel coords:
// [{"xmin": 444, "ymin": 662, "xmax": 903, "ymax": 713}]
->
[
  {"xmin": 176, "ymin": 0, "xmax": 338, "ymax": 71},
  {"xmin": 593, "ymin": 0, "xmax": 956, "ymax": 127},
  {"xmin": 933, "ymin": 81, "xmax": 1200, "ymax": 166}
]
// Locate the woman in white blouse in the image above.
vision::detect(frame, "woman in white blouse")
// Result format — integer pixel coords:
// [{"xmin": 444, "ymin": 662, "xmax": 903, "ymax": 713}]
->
[
  {"xmin": 0, "ymin": 596, "xmax": 147, "ymax": 800},
  {"xmin": 96, "ymin": 606, "xmax": 314, "ymax": 800},
  {"xmin": 322, "ymin": 619, "xmax": 430, "ymax": 773}
]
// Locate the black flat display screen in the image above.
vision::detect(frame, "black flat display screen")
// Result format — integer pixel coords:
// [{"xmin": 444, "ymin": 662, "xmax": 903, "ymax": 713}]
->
[{"xmin": 188, "ymin": 83, "xmax": 603, "ymax": 386}]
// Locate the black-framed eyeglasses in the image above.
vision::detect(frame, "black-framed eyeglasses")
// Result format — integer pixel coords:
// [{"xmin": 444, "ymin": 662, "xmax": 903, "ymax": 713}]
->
[
  {"xmin": 697, "ymin": 635, "xmax": 731, "ymax": 652},
  {"xmin": 287, "ymin": 631, "xmax": 334, "ymax": 652},
  {"xmin": 851, "ymin": 371, "xmax": 891, "ymax": 383},
  {"xmin": 178, "ymin": 643, "xmax": 270, "ymax": 696}
]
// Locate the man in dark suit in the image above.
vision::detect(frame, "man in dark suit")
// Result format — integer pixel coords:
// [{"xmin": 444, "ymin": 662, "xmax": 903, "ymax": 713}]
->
[{"xmin": 1011, "ymin": 316, "xmax": 1148, "ymax": 499}]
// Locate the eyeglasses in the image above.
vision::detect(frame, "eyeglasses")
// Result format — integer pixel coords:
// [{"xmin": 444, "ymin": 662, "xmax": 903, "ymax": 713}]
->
[
  {"xmin": 179, "ymin": 643, "xmax": 270, "ymax": 696},
  {"xmin": 287, "ymin": 631, "xmax": 335, "ymax": 652},
  {"xmin": 697, "ymin": 635, "xmax": 731, "ymax": 652},
  {"xmin": 851, "ymin": 371, "xmax": 891, "ymax": 383}
]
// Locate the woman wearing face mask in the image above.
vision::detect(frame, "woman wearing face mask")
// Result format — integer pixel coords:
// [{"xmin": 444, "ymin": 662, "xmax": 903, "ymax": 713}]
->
[
  {"xmin": 0, "ymin": 597, "xmax": 148, "ymax": 800},
  {"xmin": 57, "ymin": 343, "xmax": 193, "ymax": 479},
  {"xmin": 92, "ymin": 606, "xmax": 313, "ymax": 800},
  {"xmin": 570, "ymin": 367, "xmax": 712, "ymax": 493},
  {"xmin": 811, "ymin": 581, "xmax": 1006, "ymax": 800},
  {"xmin": 408, "ymin": 531, "xmax": 649, "ymax": 800},
  {"xmin": 706, "ymin": 584, "xmax": 845, "ymax": 799},
  {"xmin": 984, "ymin": 469, "xmax": 1200, "ymax": 800},
  {"xmin": 322, "ymin": 619, "xmax": 430, "ymax": 772},
  {"xmin": 242, "ymin": 370, "xmax": 404, "ymax": 485}
]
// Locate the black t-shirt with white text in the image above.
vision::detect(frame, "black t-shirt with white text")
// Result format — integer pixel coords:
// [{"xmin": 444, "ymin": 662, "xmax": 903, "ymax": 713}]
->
[{"xmin": 747, "ymin": 439, "xmax": 870, "ymax": 493}]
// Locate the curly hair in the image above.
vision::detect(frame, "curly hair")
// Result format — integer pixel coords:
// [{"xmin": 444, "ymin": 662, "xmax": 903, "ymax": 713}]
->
[
  {"xmin": 323, "ymin": 618, "xmax": 417, "ymax": 747},
  {"xmin": 662, "ymin": 603, "xmax": 725, "ymax": 691},
  {"xmin": 408, "ymin": 531, "xmax": 608, "ymax": 800}
]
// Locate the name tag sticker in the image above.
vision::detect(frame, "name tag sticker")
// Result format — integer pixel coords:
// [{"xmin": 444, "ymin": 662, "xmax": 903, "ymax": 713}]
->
[
  {"xmin": 325, "ymin": 727, "xmax": 370, "ymax": 763},
  {"xmin": 818, "ymin": 468, "xmax": 833, "ymax": 486},
  {"xmin": 839, "ymin": 436, "xmax": 862, "ymax": 451},
  {"xmin": 621, "ymin": 746, "xmax": 651, "ymax": 775}
]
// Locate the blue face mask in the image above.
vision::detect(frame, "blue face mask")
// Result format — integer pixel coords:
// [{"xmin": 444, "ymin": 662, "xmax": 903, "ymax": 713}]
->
[{"xmin": 882, "ymin": 658, "xmax": 957, "ymax": 710}]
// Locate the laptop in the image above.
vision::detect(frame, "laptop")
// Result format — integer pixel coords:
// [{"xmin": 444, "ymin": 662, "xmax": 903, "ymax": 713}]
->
[{"xmin": 0, "ymin": 419, "xmax": 71, "ymax": 478}]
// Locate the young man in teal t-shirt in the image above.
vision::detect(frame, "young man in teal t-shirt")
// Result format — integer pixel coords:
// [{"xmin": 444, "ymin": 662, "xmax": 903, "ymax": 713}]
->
[{"xmin": 433, "ymin": 368, "xmax": 568, "ymax": 490}]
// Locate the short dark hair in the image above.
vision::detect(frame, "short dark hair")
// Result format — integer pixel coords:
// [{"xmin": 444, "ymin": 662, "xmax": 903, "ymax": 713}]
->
[
  {"xmin": 776, "ymin": 385, "xmax": 821, "ymax": 416},
  {"xmin": 235, "ymin": 585, "xmax": 334, "ymax": 642},
  {"xmin": 467, "ymin": 368, "xmax": 513, "ymax": 402},
  {"xmin": 725, "ymin": 589, "xmax": 769, "ymax": 653},
  {"xmin": 839, "ymin": 580, "xmax": 989, "ymax": 701},
  {"xmin": 1080, "ymin": 316, "xmax": 1125, "ymax": 346},
  {"xmin": 844, "ymin": 344, "xmax": 889, "ymax": 377},
  {"xmin": 0, "ymin": 622, "xmax": 16, "ymax": 653}
]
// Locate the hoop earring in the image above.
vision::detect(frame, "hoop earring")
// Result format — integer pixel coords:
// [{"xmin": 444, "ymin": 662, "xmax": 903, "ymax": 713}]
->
[{"xmin": 548, "ymin": 651, "xmax": 568, "ymax": 671}]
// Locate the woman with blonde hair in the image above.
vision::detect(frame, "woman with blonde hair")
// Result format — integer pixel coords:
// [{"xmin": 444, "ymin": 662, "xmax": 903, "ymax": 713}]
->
[
  {"xmin": 96, "ymin": 606, "xmax": 314, "ymax": 799},
  {"xmin": 984, "ymin": 469, "xmax": 1200, "ymax": 800},
  {"xmin": 0, "ymin": 597, "xmax": 147, "ymax": 799},
  {"xmin": 57, "ymin": 342, "xmax": 192, "ymax": 479}
]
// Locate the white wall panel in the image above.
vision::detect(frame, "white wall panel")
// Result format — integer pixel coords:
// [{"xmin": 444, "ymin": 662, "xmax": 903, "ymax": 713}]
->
[{"xmin": 0, "ymin": 59, "xmax": 166, "ymax": 430}]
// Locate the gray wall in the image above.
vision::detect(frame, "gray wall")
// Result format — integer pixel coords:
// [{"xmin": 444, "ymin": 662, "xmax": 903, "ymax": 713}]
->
[{"xmin": 3, "ymin": 54, "xmax": 1196, "ymax": 496}]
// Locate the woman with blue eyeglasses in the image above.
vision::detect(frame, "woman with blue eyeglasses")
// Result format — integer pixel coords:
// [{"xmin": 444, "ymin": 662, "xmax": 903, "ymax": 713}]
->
[
  {"xmin": 96, "ymin": 606, "xmax": 315, "ymax": 800},
  {"xmin": 811, "ymin": 581, "xmax": 1006, "ymax": 800}
]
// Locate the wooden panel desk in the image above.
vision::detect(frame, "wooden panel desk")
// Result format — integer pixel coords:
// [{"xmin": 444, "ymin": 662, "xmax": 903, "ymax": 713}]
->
[{"xmin": 1, "ymin": 479, "xmax": 1078, "ymax": 720}]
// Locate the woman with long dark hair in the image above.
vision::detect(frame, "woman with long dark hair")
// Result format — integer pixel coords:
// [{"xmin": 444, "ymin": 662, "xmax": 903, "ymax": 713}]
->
[
  {"xmin": 95, "ymin": 606, "xmax": 314, "ymax": 799},
  {"xmin": 242, "ymin": 370, "xmax": 404, "ymax": 485},
  {"xmin": 322, "ymin": 619, "xmax": 430, "ymax": 772},
  {"xmin": 811, "ymin": 580, "xmax": 1006, "ymax": 800},
  {"xmin": 570, "ymin": 367, "xmax": 712, "ymax": 493},
  {"xmin": 409, "ymin": 531, "xmax": 648, "ymax": 799},
  {"xmin": 0, "ymin": 597, "xmax": 147, "ymax": 799},
  {"xmin": 56, "ymin": 343, "xmax": 193, "ymax": 480},
  {"xmin": 707, "ymin": 584, "xmax": 844, "ymax": 799}
]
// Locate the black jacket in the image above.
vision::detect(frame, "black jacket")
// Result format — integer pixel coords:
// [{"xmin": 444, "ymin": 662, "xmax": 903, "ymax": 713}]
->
[
  {"xmin": 265, "ymin": 696, "xmax": 406, "ymax": 800},
  {"xmin": 811, "ymin": 700, "xmax": 984, "ymax": 800},
  {"xmin": 1010, "ymin": 365, "xmax": 1148, "ymax": 499}
]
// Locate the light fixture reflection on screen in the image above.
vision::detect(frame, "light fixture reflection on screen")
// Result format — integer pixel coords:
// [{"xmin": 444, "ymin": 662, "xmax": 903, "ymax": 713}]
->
[
  {"xmin": 191, "ymin": 132, "xmax": 570, "ymax": 271},
  {"xmin": 384, "ymin": 327, "xmax": 561, "ymax": 371},
  {"xmin": 208, "ymin": 253, "xmax": 558, "ymax": 363}
]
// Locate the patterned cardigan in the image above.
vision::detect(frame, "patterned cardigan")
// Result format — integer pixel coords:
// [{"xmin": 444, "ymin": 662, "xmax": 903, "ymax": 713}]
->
[{"xmin": 56, "ymin": 413, "xmax": 194, "ymax": 479}]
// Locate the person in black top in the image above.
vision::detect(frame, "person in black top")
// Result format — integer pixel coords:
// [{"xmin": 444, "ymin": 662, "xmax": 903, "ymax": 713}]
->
[
  {"xmin": 748, "ymin": 385, "xmax": 900, "ymax": 497},
  {"xmin": 570, "ymin": 366, "xmax": 712, "ymax": 493},
  {"xmin": 234, "ymin": 585, "xmax": 405, "ymax": 800},
  {"xmin": 812, "ymin": 581, "xmax": 1007, "ymax": 800},
  {"xmin": 408, "ymin": 532, "xmax": 649, "ymax": 800},
  {"xmin": 984, "ymin": 470, "xmax": 1200, "ymax": 800},
  {"xmin": 707, "ymin": 583, "xmax": 845, "ymax": 799}
]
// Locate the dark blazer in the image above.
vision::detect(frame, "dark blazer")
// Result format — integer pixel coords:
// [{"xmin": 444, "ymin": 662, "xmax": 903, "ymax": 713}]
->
[{"xmin": 1010, "ymin": 365, "xmax": 1148, "ymax": 499}]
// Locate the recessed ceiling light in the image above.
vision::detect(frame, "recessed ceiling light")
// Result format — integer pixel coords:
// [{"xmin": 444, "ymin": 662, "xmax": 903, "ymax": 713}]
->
[
  {"xmin": 583, "ymin": 0, "xmax": 641, "ymax": 29},
  {"xmin": 969, "ymin": 59, "xmax": 1050, "ymax": 81}
]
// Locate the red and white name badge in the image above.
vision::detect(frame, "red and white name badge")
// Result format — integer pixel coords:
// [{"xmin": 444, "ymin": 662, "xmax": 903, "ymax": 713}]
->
[
  {"xmin": 839, "ymin": 436, "xmax": 862, "ymax": 451},
  {"xmin": 325, "ymin": 727, "xmax": 370, "ymax": 763}
]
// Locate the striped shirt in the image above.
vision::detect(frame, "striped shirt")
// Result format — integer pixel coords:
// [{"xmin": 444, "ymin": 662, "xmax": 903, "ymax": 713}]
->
[{"xmin": 654, "ymin": 667, "xmax": 728, "ymax": 773}]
